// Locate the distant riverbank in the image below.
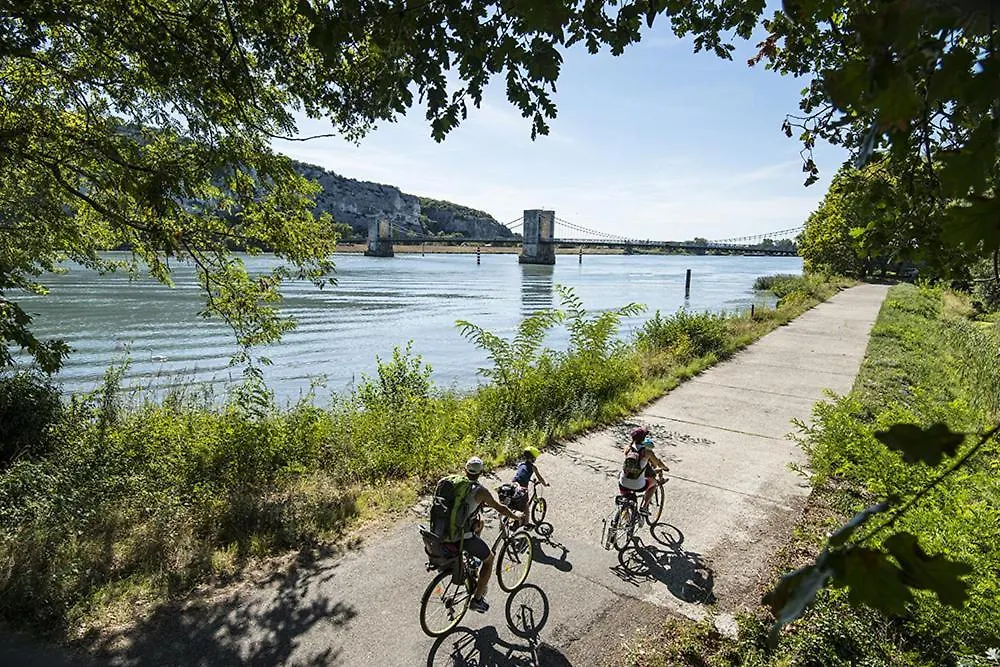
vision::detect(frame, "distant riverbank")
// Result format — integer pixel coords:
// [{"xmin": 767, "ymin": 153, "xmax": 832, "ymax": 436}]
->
[{"xmin": 336, "ymin": 242, "xmax": 626, "ymax": 254}]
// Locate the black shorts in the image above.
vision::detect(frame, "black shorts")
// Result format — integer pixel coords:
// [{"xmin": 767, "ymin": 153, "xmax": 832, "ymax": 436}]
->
[{"xmin": 462, "ymin": 534, "xmax": 491, "ymax": 561}]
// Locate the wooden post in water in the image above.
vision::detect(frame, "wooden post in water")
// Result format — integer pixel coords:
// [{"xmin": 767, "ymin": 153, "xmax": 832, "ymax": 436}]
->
[
  {"xmin": 476, "ymin": 246, "xmax": 481, "ymax": 265},
  {"xmin": 685, "ymin": 269, "xmax": 691, "ymax": 299},
  {"xmin": 579, "ymin": 246, "xmax": 583, "ymax": 264},
  {"xmin": 421, "ymin": 242, "xmax": 425, "ymax": 256}
]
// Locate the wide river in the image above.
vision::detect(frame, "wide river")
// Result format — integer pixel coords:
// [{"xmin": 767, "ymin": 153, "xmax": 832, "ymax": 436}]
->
[{"xmin": 18, "ymin": 252, "xmax": 802, "ymax": 403}]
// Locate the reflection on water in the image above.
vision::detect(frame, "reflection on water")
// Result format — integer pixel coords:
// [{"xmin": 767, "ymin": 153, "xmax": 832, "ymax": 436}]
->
[
  {"xmin": 520, "ymin": 264, "xmax": 554, "ymax": 316},
  {"xmin": 16, "ymin": 252, "xmax": 800, "ymax": 402}
]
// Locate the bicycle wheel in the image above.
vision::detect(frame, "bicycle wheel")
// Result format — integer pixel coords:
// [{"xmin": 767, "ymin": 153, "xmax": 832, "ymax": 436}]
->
[
  {"xmin": 611, "ymin": 505, "xmax": 635, "ymax": 550},
  {"xmin": 530, "ymin": 496, "xmax": 547, "ymax": 525},
  {"xmin": 420, "ymin": 569, "xmax": 473, "ymax": 637},
  {"xmin": 496, "ymin": 530, "xmax": 533, "ymax": 592},
  {"xmin": 645, "ymin": 483, "xmax": 664, "ymax": 526}
]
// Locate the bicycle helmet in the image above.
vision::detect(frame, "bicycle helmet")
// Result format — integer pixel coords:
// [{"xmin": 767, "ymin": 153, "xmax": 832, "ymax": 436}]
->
[
  {"xmin": 465, "ymin": 456, "xmax": 485, "ymax": 475},
  {"xmin": 629, "ymin": 427, "xmax": 650, "ymax": 443},
  {"xmin": 523, "ymin": 446, "xmax": 541, "ymax": 460}
]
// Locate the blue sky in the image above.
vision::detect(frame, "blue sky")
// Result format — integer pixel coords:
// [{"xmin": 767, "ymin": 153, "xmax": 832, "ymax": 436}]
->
[{"xmin": 272, "ymin": 23, "xmax": 847, "ymax": 242}]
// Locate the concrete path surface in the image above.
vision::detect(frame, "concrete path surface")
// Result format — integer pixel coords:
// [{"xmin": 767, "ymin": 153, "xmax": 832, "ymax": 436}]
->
[{"xmin": 80, "ymin": 283, "xmax": 889, "ymax": 667}]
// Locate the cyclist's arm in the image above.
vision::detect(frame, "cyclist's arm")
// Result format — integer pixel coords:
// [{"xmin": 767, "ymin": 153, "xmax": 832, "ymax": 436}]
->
[
  {"xmin": 477, "ymin": 487, "xmax": 521, "ymax": 521},
  {"xmin": 648, "ymin": 452, "xmax": 669, "ymax": 472},
  {"xmin": 533, "ymin": 468, "xmax": 547, "ymax": 486}
]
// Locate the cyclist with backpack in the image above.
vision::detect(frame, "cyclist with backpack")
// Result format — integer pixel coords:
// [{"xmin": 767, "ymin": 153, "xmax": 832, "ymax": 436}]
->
[
  {"xmin": 429, "ymin": 456, "xmax": 524, "ymax": 613},
  {"xmin": 619, "ymin": 427, "xmax": 669, "ymax": 516}
]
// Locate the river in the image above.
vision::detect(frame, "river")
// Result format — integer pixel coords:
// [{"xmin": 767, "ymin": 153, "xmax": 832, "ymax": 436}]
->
[{"xmin": 16, "ymin": 252, "xmax": 802, "ymax": 403}]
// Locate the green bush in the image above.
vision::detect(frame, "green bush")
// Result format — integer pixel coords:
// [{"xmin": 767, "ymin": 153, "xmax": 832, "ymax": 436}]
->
[
  {"xmin": 752, "ymin": 273, "xmax": 800, "ymax": 291},
  {"xmin": 636, "ymin": 309, "xmax": 729, "ymax": 360},
  {"xmin": 0, "ymin": 371, "xmax": 63, "ymax": 466}
]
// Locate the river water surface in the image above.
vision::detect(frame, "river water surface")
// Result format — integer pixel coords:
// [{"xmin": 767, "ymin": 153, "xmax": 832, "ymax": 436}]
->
[{"xmin": 18, "ymin": 252, "xmax": 802, "ymax": 402}]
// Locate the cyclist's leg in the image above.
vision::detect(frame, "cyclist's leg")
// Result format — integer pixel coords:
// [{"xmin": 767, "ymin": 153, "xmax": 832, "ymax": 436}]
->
[
  {"xmin": 464, "ymin": 535, "xmax": 492, "ymax": 599},
  {"xmin": 640, "ymin": 471, "xmax": 655, "ymax": 510},
  {"xmin": 512, "ymin": 485, "xmax": 529, "ymax": 526}
]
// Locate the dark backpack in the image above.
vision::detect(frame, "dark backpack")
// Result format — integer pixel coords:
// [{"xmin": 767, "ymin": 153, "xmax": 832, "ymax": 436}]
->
[
  {"xmin": 429, "ymin": 474, "xmax": 475, "ymax": 542},
  {"xmin": 622, "ymin": 447, "xmax": 643, "ymax": 480},
  {"xmin": 497, "ymin": 482, "xmax": 517, "ymax": 506}
]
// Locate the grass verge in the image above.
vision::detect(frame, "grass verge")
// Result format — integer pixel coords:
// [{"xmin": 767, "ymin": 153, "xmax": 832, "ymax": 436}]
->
[{"xmin": 606, "ymin": 283, "xmax": 1000, "ymax": 667}]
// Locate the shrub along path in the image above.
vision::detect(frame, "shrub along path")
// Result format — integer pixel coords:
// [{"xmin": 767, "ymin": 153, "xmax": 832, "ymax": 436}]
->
[{"xmin": 72, "ymin": 284, "xmax": 888, "ymax": 666}]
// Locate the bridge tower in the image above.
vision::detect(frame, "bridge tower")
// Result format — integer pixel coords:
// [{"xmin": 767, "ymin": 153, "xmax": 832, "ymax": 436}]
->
[
  {"xmin": 518, "ymin": 209, "xmax": 555, "ymax": 265},
  {"xmin": 364, "ymin": 219, "xmax": 394, "ymax": 257}
]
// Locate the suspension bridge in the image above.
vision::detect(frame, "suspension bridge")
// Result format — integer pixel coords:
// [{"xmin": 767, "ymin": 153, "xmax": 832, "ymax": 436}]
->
[{"xmin": 358, "ymin": 210, "xmax": 800, "ymax": 263}]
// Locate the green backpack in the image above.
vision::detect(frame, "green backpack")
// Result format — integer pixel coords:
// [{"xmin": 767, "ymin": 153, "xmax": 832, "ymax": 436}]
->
[{"xmin": 429, "ymin": 474, "xmax": 475, "ymax": 543}]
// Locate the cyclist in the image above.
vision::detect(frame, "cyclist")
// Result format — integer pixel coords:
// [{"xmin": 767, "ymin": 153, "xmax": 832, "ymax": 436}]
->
[
  {"xmin": 460, "ymin": 456, "xmax": 524, "ymax": 613},
  {"xmin": 510, "ymin": 446, "xmax": 548, "ymax": 525},
  {"xmin": 619, "ymin": 428, "xmax": 669, "ymax": 516}
]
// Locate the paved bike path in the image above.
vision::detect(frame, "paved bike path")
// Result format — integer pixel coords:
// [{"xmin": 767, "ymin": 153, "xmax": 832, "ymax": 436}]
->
[{"xmin": 85, "ymin": 283, "xmax": 888, "ymax": 666}]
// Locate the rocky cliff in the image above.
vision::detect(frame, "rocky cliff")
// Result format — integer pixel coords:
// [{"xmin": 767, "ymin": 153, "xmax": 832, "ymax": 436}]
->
[{"xmin": 293, "ymin": 162, "xmax": 515, "ymax": 239}]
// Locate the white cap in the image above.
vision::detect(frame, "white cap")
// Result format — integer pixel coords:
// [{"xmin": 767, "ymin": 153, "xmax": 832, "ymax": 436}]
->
[{"xmin": 465, "ymin": 457, "xmax": 485, "ymax": 475}]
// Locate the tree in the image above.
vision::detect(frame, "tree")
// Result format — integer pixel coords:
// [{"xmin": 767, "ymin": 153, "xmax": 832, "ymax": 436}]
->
[
  {"xmin": 800, "ymin": 155, "xmax": 974, "ymax": 279},
  {"xmin": 1, "ymin": 0, "xmax": 695, "ymax": 371},
  {"xmin": 750, "ymin": 0, "xmax": 1000, "ymax": 259}
]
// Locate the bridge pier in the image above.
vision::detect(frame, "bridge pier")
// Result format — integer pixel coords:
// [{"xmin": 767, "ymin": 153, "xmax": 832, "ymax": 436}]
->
[
  {"xmin": 364, "ymin": 219, "xmax": 394, "ymax": 257},
  {"xmin": 518, "ymin": 209, "xmax": 556, "ymax": 265}
]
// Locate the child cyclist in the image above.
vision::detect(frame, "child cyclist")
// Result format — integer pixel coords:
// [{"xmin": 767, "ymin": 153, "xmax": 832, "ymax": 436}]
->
[
  {"xmin": 620, "ymin": 428, "xmax": 668, "ymax": 516},
  {"xmin": 510, "ymin": 446, "xmax": 548, "ymax": 525}
]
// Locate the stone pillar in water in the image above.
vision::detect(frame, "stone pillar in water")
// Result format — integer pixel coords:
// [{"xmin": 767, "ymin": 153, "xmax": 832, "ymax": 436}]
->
[
  {"xmin": 518, "ymin": 209, "xmax": 556, "ymax": 265},
  {"xmin": 365, "ymin": 219, "xmax": 394, "ymax": 257}
]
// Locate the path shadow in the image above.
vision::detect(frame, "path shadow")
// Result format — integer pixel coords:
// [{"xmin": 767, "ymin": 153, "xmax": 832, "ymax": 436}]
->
[
  {"xmin": 427, "ymin": 584, "xmax": 570, "ymax": 667},
  {"xmin": 649, "ymin": 521, "xmax": 685, "ymax": 550},
  {"xmin": 530, "ymin": 530, "xmax": 573, "ymax": 573},
  {"xmin": 83, "ymin": 553, "xmax": 357, "ymax": 666},
  {"xmin": 610, "ymin": 523, "xmax": 715, "ymax": 605},
  {"xmin": 1, "ymin": 630, "xmax": 98, "ymax": 667}
]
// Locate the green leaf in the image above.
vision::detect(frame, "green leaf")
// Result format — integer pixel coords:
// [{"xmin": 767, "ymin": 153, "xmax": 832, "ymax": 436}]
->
[
  {"xmin": 763, "ymin": 553, "xmax": 836, "ymax": 646},
  {"xmin": 873, "ymin": 423, "xmax": 964, "ymax": 466},
  {"xmin": 943, "ymin": 197, "xmax": 1000, "ymax": 255},
  {"xmin": 937, "ymin": 122, "xmax": 998, "ymax": 198},
  {"xmin": 884, "ymin": 532, "xmax": 974, "ymax": 607},
  {"xmin": 823, "ymin": 61, "xmax": 869, "ymax": 111},
  {"xmin": 927, "ymin": 47, "xmax": 976, "ymax": 104},
  {"xmin": 831, "ymin": 546, "xmax": 912, "ymax": 616},
  {"xmin": 874, "ymin": 70, "xmax": 921, "ymax": 130}
]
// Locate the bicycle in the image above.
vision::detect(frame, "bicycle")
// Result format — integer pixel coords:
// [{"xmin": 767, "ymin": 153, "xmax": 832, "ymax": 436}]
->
[
  {"xmin": 418, "ymin": 518, "xmax": 533, "ymax": 636},
  {"xmin": 419, "ymin": 527, "xmax": 479, "ymax": 637},
  {"xmin": 602, "ymin": 492, "xmax": 638, "ymax": 551},
  {"xmin": 492, "ymin": 509, "xmax": 534, "ymax": 592},
  {"xmin": 526, "ymin": 478, "xmax": 548, "ymax": 526},
  {"xmin": 644, "ymin": 474, "xmax": 667, "ymax": 526},
  {"xmin": 601, "ymin": 474, "xmax": 667, "ymax": 550}
]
